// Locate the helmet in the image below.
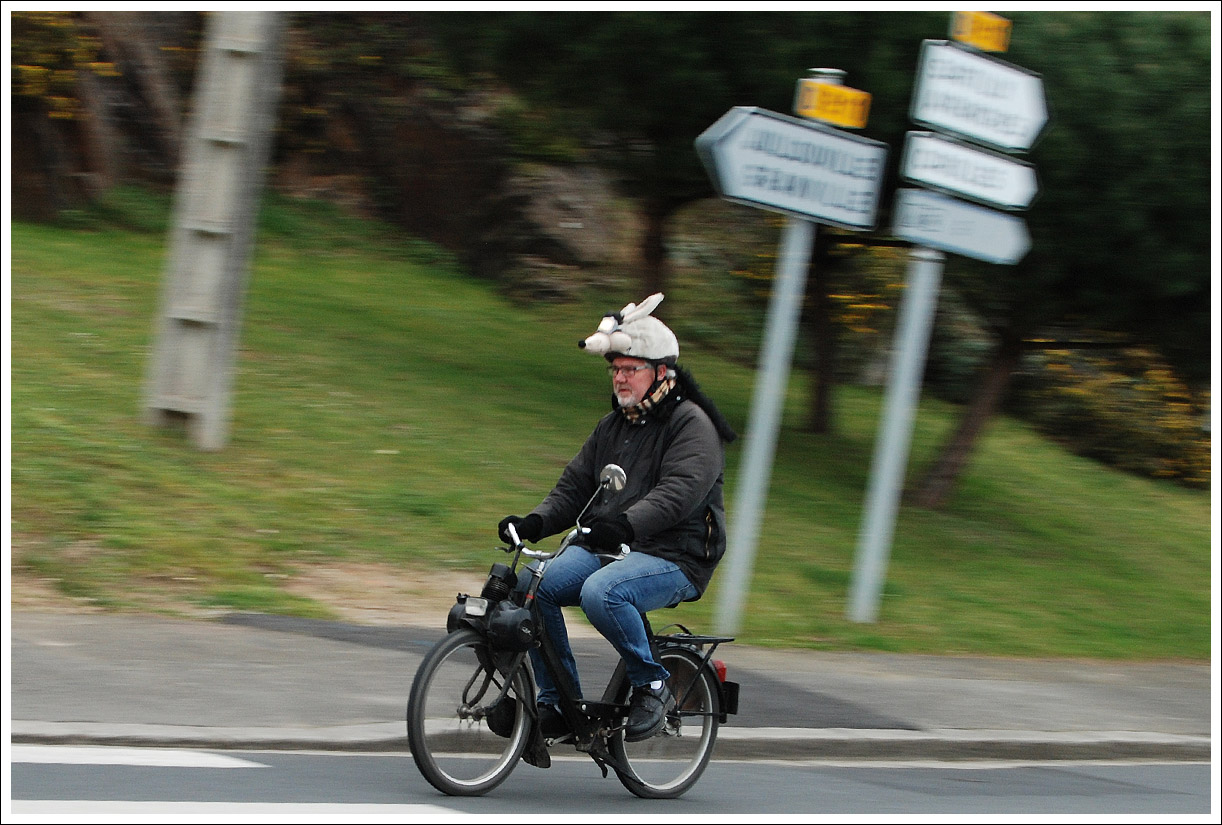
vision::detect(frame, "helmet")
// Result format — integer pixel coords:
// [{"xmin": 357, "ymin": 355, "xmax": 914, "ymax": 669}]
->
[
  {"xmin": 579, "ymin": 293, "xmax": 679, "ymax": 365},
  {"xmin": 609, "ymin": 315, "xmax": 679, "ymax": 364}
]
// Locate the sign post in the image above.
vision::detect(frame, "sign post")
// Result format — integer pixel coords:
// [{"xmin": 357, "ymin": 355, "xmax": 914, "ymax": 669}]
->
[
  {"xmin": 699, "ymin": 70, "xmax": 888, "ymax": 636},
  {"xmin": 848, "ymin": 15, "xmax": 1044, "ymax": 623},
  {"xmin": 716, "ymin": 216, "xmax": 816, "ymax": 636},
  {"xmin": 846, "ymin": 245, "xmax": 945, "ymax": 623}
]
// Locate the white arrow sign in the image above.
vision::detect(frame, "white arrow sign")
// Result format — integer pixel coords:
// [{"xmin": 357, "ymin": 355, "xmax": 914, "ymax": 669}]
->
[
  {"xmin": 892, "ymin": 188, "xmax": 1030, "ymax": 265},
  {"xmin": 696, "ymin": 106, "xmax": 889, "ymax": 230},
  {"xmin": 910, "ymin": 39, "xmax": 1048, "ymax": 154},
  {"xmin": 901, "ymin": 131, "xmax": 1039, "ymax": 211}
]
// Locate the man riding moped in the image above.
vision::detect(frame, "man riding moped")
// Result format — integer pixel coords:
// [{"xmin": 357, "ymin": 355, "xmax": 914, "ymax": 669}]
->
[{"xmin": 498, "ymin": 294, "xmax": 737, "ymax": 743}]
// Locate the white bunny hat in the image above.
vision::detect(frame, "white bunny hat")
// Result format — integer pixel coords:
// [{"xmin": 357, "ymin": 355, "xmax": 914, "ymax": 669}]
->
[{"xmin": 578, "ymin": 292, "xmax": 679, "ymax": 363}]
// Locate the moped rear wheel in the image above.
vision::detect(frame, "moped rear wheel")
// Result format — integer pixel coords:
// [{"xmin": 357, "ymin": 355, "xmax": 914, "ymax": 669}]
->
[
  {"xmin": 611, "ymin": 646, "xmax": 719, "ymax": 799},
  {"xmin": 407, "ymin": 628, "xmax": 531, "ymax": 796}
]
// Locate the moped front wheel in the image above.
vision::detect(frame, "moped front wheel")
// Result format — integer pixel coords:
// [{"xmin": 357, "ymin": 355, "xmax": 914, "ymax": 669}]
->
[
  {"xmin": 611, "ymin": 646, "xmax": 719, "ymax": 799},
  {"xmin": 407, "ymin": 628, "xmax": 531, "ymax": 796}
]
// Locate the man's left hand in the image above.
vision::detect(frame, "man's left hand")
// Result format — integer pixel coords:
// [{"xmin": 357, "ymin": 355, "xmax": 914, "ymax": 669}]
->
[{"xmin": 583, "ymin": 514, "xmax": 635, "ymax": 553}]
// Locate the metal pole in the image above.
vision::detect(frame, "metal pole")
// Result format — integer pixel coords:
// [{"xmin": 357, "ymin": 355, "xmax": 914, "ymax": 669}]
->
[
  {"xmin": 715, "ymin": 216, "xmax": 815, "ymax": 636},
  {"xmin": 715, "ymin": 67, "xmax": 845, "ymax": 637},
  {"xmin": 846, "ymin": 246, "xmax": 944, "ymax": 623}
]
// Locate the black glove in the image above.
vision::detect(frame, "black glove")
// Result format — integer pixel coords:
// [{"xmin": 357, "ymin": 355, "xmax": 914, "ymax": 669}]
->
[
  {"xmin": 582, "ymin": 514, "xmax": 634, "ymax": 553},
  {"xmin": 499, "ymin": 514, "xmax": 543, "ymax": 544}
]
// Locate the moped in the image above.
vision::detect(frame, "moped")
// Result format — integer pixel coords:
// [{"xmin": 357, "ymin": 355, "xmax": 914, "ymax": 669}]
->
[{"xmin": 406, "ymin": 464, "xmax": 739, "ymax": 798}]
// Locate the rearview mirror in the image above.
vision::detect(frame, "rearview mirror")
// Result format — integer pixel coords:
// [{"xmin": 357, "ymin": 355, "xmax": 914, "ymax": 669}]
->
[{"xmin": 600, "ymin": 464, "xmax": 627, "ymax": 492}]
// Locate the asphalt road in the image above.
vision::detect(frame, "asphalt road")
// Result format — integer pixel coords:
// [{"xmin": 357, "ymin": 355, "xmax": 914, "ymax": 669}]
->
[{"xmin": 10, "ymin": 746, "xmax": 1214, "ymax": 816}]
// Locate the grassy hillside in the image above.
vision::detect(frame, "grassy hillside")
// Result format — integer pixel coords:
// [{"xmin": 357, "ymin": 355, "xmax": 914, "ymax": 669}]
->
[{"xmin": 7, "ymin": 189, "xmax": 1212, "ymax": 658}]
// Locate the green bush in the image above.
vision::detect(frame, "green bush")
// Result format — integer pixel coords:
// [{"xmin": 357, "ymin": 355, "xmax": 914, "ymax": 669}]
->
[{"xmin": 1015, "ymin": 348, "xmax": 1210, "ymax": 489}]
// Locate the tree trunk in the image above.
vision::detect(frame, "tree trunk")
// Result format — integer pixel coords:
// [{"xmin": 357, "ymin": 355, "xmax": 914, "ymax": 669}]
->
[
  {"xmin": 10, "ymin": 97, "xmax": 74, "ymax": 220},
  {"xmin": 805, "ymin": 230, "xmax": 836, "ymax": 434},
  {"xmin": 84, "ymin": 11, "xmax": 184, "ymax": 169},
  {"xmin": 909, "ymin": 331, "xmax": 1025, "ymax": 509},
  {"xmin": 74, "ymin": 70, "xmax": 123, "ymax": 194},
  {"xmin": 640, "ymin": 199, "xmax": 671, "ymax": 297}
]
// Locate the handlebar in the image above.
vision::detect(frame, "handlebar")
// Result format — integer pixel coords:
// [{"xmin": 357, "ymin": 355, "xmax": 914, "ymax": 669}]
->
[
  {"xmin": 504, "ymin": 521, "xmax": 563, "ymax": 561},
  {"xmin": 504, "ymin": 522, "xmax": 630, "ymax": 563},
  {"xmin": 578, "ymin": 525, "xmax": 632, "ymax": 563}
]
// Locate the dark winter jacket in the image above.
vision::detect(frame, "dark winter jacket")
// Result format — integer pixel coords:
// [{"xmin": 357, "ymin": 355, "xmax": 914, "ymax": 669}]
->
[{"xmin": 529, "ymin": 372, "xmax": 735, "ymax": 597}]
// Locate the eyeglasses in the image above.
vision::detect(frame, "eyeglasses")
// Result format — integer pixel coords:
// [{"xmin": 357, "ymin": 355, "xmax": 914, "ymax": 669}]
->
[{"xmin": 606, "ymin": 364, "xmax": 654, "ymax": 378}]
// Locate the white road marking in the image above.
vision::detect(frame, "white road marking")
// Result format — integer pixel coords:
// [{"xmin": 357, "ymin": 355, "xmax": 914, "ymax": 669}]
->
[
  {"xmin": 10, "ymin": 800, "xmax": 459, "ymax": 819},
  {"xmin": 9, "ymin": 745, "xmax": 269, "ymax": 769}
]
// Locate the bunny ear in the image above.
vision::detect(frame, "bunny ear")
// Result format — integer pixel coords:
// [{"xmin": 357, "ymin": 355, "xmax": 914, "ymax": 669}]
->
[{"xmin": 621, "ymin": 293, "xmax": 664, "ymax": 324}]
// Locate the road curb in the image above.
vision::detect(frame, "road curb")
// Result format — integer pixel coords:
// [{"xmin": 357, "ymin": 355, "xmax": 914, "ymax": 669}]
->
[
  {"xmin": 713, "ymin": 727, "xmax": 1213, "ymax": 762},
  {"xmin": 11, "ymin": 722, "xmax": 1210, "ymax": 762}
]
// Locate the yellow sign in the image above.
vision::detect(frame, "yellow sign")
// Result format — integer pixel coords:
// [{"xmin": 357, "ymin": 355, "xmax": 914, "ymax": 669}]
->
[
  {"xmin": 951, "ymin": 11, "xmax": 1012, "ymax": 53},
  {"xmin": 794, "ymin": 79, "xmax": 871, "ymax": 129}
]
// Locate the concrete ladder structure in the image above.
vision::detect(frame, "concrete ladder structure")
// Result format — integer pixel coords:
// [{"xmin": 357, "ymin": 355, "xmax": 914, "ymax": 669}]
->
[{"xmin": 145, "ymin": 11, "xmax": 285, "ymax": 450}]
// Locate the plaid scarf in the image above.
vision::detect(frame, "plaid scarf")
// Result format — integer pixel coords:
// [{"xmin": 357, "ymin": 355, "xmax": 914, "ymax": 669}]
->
[{"xmin": 618, "ymin": 373, "xmax": 677, "ymax": 424}]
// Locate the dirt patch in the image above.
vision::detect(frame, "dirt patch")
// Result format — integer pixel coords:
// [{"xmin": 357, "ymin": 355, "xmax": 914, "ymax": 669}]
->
[
  {"xmin": 8, "ymin": 573, "xmax": 108, "ymax": 614},
  {"xmin": 281, "ymin": 561, "xmax": 482, "ymax": 627},
  {"xmin": 9, "ymin": 561, "xmax": 599, "ymax": 637},
  {"xmin": 6, "ymin": 562, "xmax": 479, "ymax": 624}
]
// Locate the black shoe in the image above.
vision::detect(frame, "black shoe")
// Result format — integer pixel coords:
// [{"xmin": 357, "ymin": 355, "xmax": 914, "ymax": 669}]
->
[
  {"xmin": 625, "ymin": 683, "xmax": 675, "ymax": 742},
  {"xmin": 538, "ymin": 703, "xmax": 571, "ymax": 739}
]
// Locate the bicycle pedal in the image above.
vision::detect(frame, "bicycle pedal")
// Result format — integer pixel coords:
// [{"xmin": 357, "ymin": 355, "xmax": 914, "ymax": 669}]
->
[{"xmin": 576, "ymin": 700, "xmax": 623, "ymax": 719}]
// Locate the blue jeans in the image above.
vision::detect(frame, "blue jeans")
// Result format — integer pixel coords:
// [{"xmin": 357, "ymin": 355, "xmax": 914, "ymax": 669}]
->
[{"xmin": 521, "ymin": 546, "xmax": 698, "ymax": 706}]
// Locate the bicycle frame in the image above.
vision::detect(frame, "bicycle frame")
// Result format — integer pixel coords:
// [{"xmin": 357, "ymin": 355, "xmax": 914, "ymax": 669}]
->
[{"xmin": 504, "ymin": 532, "xmax": 634, "ymax": 771}]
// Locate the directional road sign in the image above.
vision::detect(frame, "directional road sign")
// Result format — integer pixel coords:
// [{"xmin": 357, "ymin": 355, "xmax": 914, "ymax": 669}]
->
[
  {"xmin": 892, "ymin": 187, "xmax": 1031, "ymax": 265},
  {"xmin": 910, "ymin": 39, "xmax": 1048, "ymax": 154},
  {"xmin": 695, "ymin": 106, "xmax": 889, "ymax": 231},
  {"xmin": 900, "ymin": 131, "xmax": 1039, "ymax": 211}
]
